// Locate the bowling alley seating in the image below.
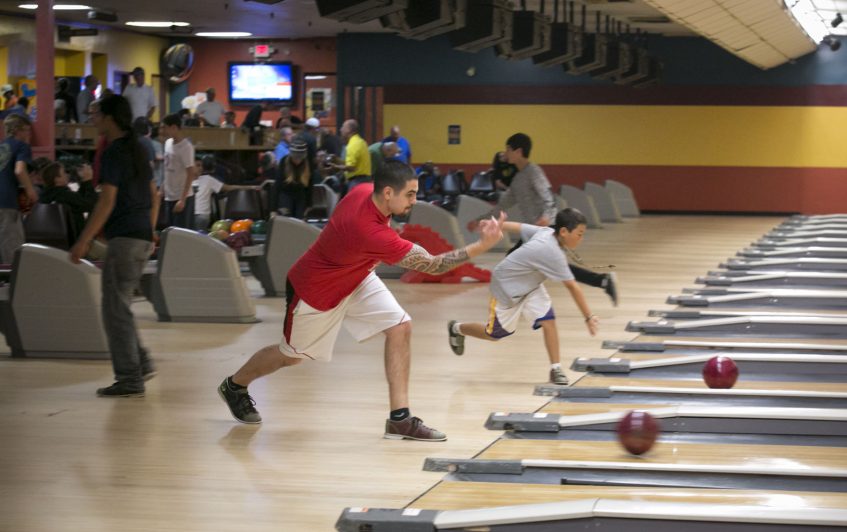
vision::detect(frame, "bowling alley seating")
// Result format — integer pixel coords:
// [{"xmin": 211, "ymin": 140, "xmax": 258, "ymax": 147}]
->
[
  {"xmin": 466, "ymin": 171, "xmax": 497, "ymax": 202},
  {"xmin": 437, "ymin": 170, "xmax": 466, "ymax": 212},
  {"xmin": 0, "ymin": 244, "xmax": 109, "ymax": 358},
  {"xmin": 408, "ymin": 201, "xmax": 466, "ymax": 249},
  {"xmin": 303, "ymin": 183, "xmax": 339, "ymax": 221},
  {"xmin": 249, "ymin": 216, "xmax": 320, "ymax": 297},
  {"xmin": 224, "ymin": 188, "xmax": 265, "ymax": 220},
  {"xmin": 585, "ymin": 182, "xmax": 623, "ymax": 223},
  {"xmin": 456, "ymin": 195, "xmax": 512, "ymax": 251},
  {"xmin": 23, "ymin": 202, "xmax": 76, "ymax": 250},
  {"xmin": 605, "ymin": 179, "xmax": 640, "ymax": 217},
  {"xmin": 559, "ymin": 184, "xmax": 603, "ymax": 228},
  {"xmin": 145, "ymin": 227, "xmax": 257, "ymax": 322}
]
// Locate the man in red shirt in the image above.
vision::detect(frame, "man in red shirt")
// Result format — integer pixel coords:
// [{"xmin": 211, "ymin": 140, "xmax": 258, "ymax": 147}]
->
[{"xmin": 218, "ymin": 160, "xmax": 504, "ymax": 441}]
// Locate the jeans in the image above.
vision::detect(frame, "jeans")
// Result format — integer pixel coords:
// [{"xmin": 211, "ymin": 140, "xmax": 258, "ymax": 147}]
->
[
  {"xmin": 194, "ymin": 214, "xmax": 211, "ymax": 231},
  {"xmin": 102, "ymin": 237, "xmax": 154, "ymax": 385},
  {"xmin": 0, "ymin": 208, "xmax": 24, "ymax": 264},
  {"xmin": 164, "ymin": 197, "xmax": 195, "ymax": 229}
]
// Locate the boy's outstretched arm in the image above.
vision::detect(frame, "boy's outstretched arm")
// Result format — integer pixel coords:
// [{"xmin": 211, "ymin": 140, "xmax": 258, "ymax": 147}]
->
[{"xmin": 563, "ymin": 280, "xmax": 599, "ymax": 336}]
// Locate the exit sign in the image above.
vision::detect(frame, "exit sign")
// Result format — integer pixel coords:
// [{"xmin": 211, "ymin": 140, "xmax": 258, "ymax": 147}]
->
[{"xmin": 254, "ymin": 44, "xmax": 271, "ymax": 58}]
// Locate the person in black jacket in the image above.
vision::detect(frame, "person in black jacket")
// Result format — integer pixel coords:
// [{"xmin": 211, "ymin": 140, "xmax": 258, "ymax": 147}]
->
[{"xmin": 40, "ymin": 161, "xmax": 97, "ymax": 238}]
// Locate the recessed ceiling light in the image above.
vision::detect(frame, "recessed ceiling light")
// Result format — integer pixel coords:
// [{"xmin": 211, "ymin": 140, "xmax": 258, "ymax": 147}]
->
[
  {"xmin": 304, "ymin": 75, "xmax": 327, "ymax": 80},
  {"xmin": 126, "ymin": 21, "xmax": 190, "ymax": 28},
  {"xmin": 19, "ymin": 3, "xmax": 91, "ymax": 9},
  {"xmin": 195, "ymin": 32, "xmax": 252, "ymax": 37}
]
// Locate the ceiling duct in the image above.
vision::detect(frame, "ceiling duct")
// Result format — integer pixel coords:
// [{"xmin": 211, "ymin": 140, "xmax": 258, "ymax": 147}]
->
[
  {"xmin": 495, "ymin": 5, "xmax": 552, "ymax": 60},
  {"xmin": 316, "ymin": 0, "xmax": 408, "ymax": 24},
  {"xmin": 380, "ymin": 0, "xmax": 467, "ymax": 40},
  {"xmin": 533, "ymin": 0, "xmax": 583, "ymax": 67},
  {"xmin": 449, "ymin": 0, "xmax": 513, "ymax": 53}
]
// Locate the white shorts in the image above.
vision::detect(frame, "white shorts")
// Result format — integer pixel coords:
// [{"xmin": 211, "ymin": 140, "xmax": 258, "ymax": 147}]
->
[
  {"xmin": 280, "ymin": 272, "xmax": 410, "ymax": 361},
  {"xmin": 485, "ymin": 285, "xmax": 555, "ymax": 339}
]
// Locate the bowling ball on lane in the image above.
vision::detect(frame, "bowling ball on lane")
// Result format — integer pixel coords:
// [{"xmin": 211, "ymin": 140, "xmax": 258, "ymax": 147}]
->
[
  {"xmin": 225, "ymin": 230, "xmax": 252, "ymax": 252},
  {"xmin": 230, "ymin": 219, "xmax": 253, "ymax": 233},
  {"xmin": 616, "ymin": 410, "xmax": 660, "ymax": 456},
  {"xmin": 250, "ymin": 220, "xmax": 267, "ymax": 235},
  {"xmin": 702, "ymin": 355, "xmax": 739, "ymax": 389},
  {"xmin": 210, "ymin": 219, "xmax": 232, "ymax": 233}
]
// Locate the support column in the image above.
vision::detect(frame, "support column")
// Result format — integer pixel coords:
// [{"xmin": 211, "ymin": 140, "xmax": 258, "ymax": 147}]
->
[{"xmin": 33, "ymin": 0, "xmax": 55, "ymax": 160}]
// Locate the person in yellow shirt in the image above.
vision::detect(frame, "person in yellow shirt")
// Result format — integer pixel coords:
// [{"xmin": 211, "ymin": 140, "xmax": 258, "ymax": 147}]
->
[{"xmin": 333, "ymin": 119, "xmax": 371, "ymax": 194}]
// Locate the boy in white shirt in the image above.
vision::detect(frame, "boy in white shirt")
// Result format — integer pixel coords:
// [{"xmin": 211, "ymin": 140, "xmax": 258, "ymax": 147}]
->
[
  {"xmin": 447, "ymin": 208, "xmax": 599, "ymax": 385},
  {"xmin": 194, "ymin": 155, "xmax": 258, "ymax": 230}
]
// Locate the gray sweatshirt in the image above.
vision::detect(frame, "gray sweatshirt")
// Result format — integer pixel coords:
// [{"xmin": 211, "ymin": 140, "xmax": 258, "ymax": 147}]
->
[{"xmin": 497, "ymin": 162, "xmax": 557, "ymax": 224}]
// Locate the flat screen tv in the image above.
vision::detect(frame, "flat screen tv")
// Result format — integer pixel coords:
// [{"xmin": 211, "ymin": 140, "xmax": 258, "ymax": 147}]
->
[{"xmin": 228, "ymin": 62, "xmax": 295, "ymax": 105}]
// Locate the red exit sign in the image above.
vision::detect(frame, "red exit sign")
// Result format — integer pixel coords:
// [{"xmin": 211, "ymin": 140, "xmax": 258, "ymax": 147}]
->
[{"xmin": 254, "ymin": 44, "xmax": 270, "ymax": 58}]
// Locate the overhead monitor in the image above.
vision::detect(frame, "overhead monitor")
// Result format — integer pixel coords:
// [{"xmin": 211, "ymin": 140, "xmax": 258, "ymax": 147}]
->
[{"xmin": 228, "ymin": 62, "xmax": 295, "ymax": 105}]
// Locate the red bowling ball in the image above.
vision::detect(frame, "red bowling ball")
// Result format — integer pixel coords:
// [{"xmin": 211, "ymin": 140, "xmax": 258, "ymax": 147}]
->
[
  {"xmin": 616, "ymin": 410, "xmax": 660, "ymax": 456},
  {"xmin": 702, "ymin": 355, "xmax": 739, "ymax": 389}
]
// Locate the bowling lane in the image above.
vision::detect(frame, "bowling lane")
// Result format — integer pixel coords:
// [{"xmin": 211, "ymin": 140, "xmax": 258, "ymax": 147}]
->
[
  {"xmin": 603, "ymin": 336, "xmax": 847, "ymax": 354},
  {"xmin": 411, "ymin": 481, "xmax": 847, "ymax": 511},
  {"xmin": 578, "ymin": 352, "xmax": 847, "ymax": 381},
  {"xmin": 478, "ymin": 439, "xmax": 847, "ymax": 471},
  {"xmin": 573, "ymin": 375, "xmax": 847, "ymax": 393}
]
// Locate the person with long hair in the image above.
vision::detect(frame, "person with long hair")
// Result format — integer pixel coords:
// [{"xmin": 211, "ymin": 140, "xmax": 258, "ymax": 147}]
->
[
  {"xmin": 272, "ymin": 139, "xmax": 311, "ymax": 218},
  {"xmin": 70, "ymin": 95, "xmax": 160, "ymax": 397}
]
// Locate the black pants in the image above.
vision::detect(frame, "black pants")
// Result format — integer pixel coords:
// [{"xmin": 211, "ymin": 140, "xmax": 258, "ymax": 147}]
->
[{"xmin": 507, "ymin": 239, "xmax": 605, "ymax": 288}]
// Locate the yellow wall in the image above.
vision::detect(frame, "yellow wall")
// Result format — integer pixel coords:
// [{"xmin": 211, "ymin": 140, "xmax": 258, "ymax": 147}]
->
[
  {"xmin": 0, "ymin": 46, "xmax": 7, "ymax": 86},
  {"xmin": 53, "ymin": 51, "xmax": 66, "ymax": 76},
  {"xmin": 385, "ymin": 104, "xmax": 847, "ymax": 169},
  {"xmin": 0, "ymin": 14, "xmax": 165, "ymax": 94}
]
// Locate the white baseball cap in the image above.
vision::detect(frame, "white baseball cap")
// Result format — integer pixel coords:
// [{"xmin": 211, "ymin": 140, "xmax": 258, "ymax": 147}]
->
[{"xmin": 305, "ymin": 117, "xmax": 320, "ymax": 128}]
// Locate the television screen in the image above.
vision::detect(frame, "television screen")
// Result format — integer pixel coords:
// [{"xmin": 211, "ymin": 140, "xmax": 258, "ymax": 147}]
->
[{"xmin": 228, "ymin": 62, "xmax": 295, "ymax": 105}]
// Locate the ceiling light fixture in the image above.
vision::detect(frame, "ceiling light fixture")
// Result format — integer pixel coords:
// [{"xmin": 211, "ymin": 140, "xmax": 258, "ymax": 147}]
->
[
  {"xmin": 19, "ymin": 3, "xmax": 91, "ymax": 9},
  {"xmin": 195, "ymin": 32, "xmax": 252, "ymax": 37},
  {"xmin": 126, "ymin": 21, "xmax": 190, "ymax": 28}
]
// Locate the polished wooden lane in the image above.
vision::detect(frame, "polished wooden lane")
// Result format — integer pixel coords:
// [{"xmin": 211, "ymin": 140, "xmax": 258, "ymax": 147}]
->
[
  {"xmin": 573, "ymin": 375, "xmax": 847, "ymax": 393},
  {"xmin": 0, "ymin": 215, "xmax": 788, "ymax": 531},
  {"xmin": 412, "ymin": 481, "xmax": 847, "ymax": 511},
  {"xmin": 479, "ymin": 439, "xmax": 847, "ymax": 471}
]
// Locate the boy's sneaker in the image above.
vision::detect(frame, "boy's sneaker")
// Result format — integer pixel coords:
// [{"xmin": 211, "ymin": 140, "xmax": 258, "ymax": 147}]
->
[
  {"xmin": 142, "ymin": 368, "xmax": 158, "ymax": 381},
  {"xmin": 447, "ymin": 320, "xmax": 464, "ymax": 356},
  {"xmin": 603, "ymin": 272, "xmax": 619, "ymax": 307},
  {"xmin": 549, "ymin": 367, "xmax": 569, "ymax": 385},
  {"xmin": 384, "ymin": 416, "xmax": 447, "ymax": 441},
  {"xmin": 218, "ymin": 378, "xmax": 262, "ymax": 424},
  {"xmin": 97, "ymin": 382, "xmax": 145, "ymax": 397}
]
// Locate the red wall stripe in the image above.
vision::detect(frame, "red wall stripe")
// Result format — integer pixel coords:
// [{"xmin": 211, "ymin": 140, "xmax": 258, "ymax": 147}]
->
[{"xmin": 440, "ymin": 164, "xmax": 847, "ymax": 215}]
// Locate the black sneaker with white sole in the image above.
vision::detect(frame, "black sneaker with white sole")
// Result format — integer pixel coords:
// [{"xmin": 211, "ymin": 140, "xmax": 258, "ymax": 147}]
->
[
  {"xmin": 218, "ymin": 378, "xmax": 262, "ymax": 424},
  {"xmin": 447, "ymin": 320, "xmax": 464, "ymax": 356}
]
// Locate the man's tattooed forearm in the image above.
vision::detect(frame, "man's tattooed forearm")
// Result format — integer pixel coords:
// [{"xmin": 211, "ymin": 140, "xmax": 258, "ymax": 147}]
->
[{"xmin": 394, "ymin": 244, "xmax": 470, "ymax": 274}]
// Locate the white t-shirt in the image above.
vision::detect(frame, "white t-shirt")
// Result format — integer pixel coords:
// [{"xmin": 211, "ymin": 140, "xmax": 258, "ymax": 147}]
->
[
  {"xmin": 490, "ymin": 225, "xmax": 574, "ymax": 305},
  {"xmin": 123, "ymin": 83, "xmax": 156, "ymax": 120},
  {"xmin": 163, "ymin": 137, "xmax": 195, "ymax": 201},
  {"xmin": 194, "ymin": 174, "xmax": 225, "ymax": 216},
  {"xmin": 196, "ymin": 100, "xmax": 225, "ymax": 126}
]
